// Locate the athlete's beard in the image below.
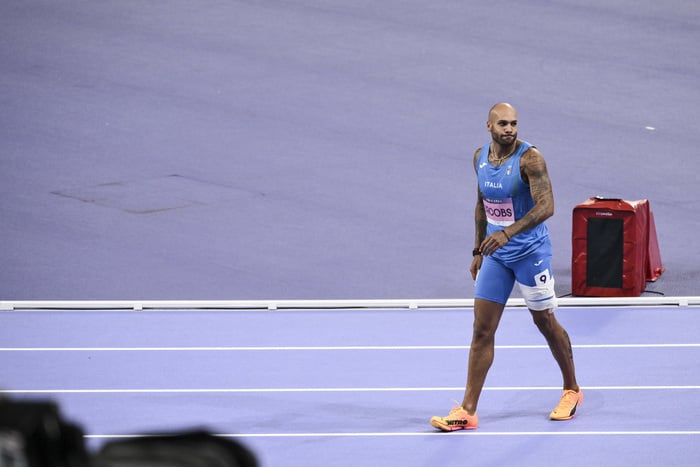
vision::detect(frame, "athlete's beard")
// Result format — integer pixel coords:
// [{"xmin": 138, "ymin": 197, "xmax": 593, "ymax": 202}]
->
[{"xmin": 495, "ymin": 132, "xmax": 517, "ymax": 147}]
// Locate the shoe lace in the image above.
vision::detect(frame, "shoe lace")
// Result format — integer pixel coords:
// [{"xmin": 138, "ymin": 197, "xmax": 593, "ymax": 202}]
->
[
  {"xmin": 448, "ymin": 400, "xmax": 464, "ymax": 415},
  {"xmin": 557, "ymin": 390, "xmax": 579, "ymax": 408}
]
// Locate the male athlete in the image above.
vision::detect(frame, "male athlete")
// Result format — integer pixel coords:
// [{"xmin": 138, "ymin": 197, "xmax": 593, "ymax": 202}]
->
[{"xmin": 430, "ymin": 103, "xmax": 582, "ymax": 431}]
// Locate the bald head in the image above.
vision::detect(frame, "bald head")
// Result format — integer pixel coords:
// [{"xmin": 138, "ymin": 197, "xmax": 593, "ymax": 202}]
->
[
  {"xmin": 488, "ymin": 102, "xmax": 517, "ymax": 124},
  {"xmin": 486, "ymin": 102, "xmax": 519, "ymax": 145}
]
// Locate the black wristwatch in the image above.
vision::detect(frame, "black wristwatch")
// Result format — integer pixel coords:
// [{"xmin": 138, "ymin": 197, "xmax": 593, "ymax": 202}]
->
[{"xmin": 472, "ymin": 248, "xmax": 481, "ymax": 257}]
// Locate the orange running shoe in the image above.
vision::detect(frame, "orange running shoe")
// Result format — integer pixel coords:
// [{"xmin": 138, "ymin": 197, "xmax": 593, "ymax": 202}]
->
[
  {"xmin": 430, "ymin": 406, "xmax": 479, "ymax": 431},
  {"xmin": 549, "ymin": 389, "xmax": 583, "ymax": 420}
]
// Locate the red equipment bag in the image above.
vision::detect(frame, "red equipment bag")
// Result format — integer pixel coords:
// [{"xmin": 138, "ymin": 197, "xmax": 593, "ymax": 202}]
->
[{"xmin": 572, "ymin": 197, "xmax": 664, "ymax": 297}]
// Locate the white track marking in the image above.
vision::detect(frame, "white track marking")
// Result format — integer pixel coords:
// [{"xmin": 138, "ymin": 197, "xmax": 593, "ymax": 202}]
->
[
  {"xmin": 83, "ymin": 430, "xmax": 700, "ymax": 439},
  {"xmin": 1, "ymin": 343, "xmax": 699, "ymax": 352},
  {"xmin": 3, "ymin": 385, "xmax": 699, "ymax": 394}
]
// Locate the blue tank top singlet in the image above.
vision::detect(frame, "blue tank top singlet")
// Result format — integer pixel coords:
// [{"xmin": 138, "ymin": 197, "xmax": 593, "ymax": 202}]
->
[{"xmin": 476, "ymin": 140, "xmax": 549, "ymax": 262}]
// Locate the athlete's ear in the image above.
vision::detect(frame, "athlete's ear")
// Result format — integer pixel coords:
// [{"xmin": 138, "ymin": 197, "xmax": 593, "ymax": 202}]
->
[{"xmin": 486, "ymin": 120, "xmax": 492, "ymax": 131}]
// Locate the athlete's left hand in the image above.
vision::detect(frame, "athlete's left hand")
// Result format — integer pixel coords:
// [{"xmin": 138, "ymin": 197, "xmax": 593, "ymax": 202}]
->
[{"xmin": 479, "ymin": 230, "xmax": 510, "ymax": 256}]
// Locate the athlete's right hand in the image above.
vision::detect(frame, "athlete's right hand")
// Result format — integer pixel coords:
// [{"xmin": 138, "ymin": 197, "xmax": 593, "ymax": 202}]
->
[{"xmin": 470, "ymin": 255, "xmax": 483, "ymax": 281}]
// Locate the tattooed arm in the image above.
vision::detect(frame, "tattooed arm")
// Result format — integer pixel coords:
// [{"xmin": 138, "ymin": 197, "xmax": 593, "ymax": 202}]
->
[{"xmin": 507, "ymin": 146, "xmax": 555, "ymax": 237}]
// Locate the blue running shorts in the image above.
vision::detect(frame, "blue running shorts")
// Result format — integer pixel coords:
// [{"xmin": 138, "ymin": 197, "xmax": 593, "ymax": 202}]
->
[{"xmin": 474, "ymin": 245, "xmax": 557, "ymax": 311}]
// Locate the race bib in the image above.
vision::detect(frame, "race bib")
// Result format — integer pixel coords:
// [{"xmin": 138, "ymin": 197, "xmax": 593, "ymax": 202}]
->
[{"xmin": 483, "ymin": 198, "xmax": 515, "ymax": 226}]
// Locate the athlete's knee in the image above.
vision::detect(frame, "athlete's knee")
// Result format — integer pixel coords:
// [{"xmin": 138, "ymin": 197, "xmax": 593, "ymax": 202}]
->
[
  {"xmin": 472, "ymin": 320, "xmax": 498, "ymax": 342},
  {"xmin": 530, "ymin": 309, "xmax": 554, "ymax": 332},
  {"xmin": 472, "ymin": 300, "xmax": 504, "ymax": 340},
  {"xmin": 531, "ymin": 311, "xmax": 567, "ymax": 342}
]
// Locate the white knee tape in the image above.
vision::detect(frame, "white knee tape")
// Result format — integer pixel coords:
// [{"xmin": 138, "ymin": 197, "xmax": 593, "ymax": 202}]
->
[{"xmin": 518, "ymin": 280, "xmax": 558, "ymax": 311}]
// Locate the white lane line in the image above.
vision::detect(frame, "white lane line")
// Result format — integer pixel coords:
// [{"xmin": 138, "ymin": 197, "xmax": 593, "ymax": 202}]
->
[
  {"xmin": 1, "ymin": 345, "xmax": 468, "ymax": 351},
  {"xmin": 3, "ymin": 385, "xmax": 699, "ymax": 394},
  {"xmin": 83, "ymin": 430, "xmax": 700, "ymax": 439},
  {"xmin": 1, "ymin": 343, "xmax": 699, "ymax": 351}
]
